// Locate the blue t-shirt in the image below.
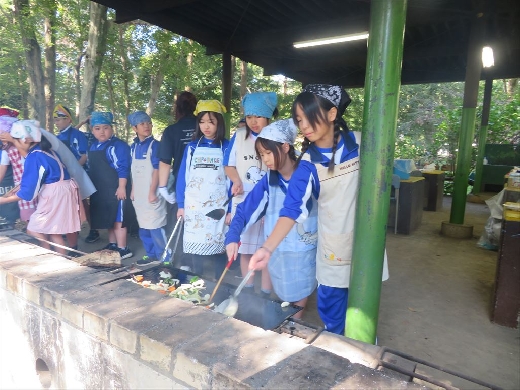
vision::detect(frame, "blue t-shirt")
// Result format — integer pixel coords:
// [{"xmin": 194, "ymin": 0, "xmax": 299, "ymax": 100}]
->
[
  {"xmin": 17, "ymin": 145, "xmax": 71, "ymax": 201},
  {"xmin": 130, "ymin": 136, "xmax": 160, "ymax": 169},
  {"xmin": 280, "ymin": 131, "xmax": 359, "ymax": 223},
  {"xmin": 88, "ymin": 136, "xmax": 131, "ymax": 179},
  {"xmin": 176, "ymin": 137, "xmax": 230, "ymax": 208},
  {"xmin": 57, "ymin": 126, "xmax": 88, "ymax": 161}
]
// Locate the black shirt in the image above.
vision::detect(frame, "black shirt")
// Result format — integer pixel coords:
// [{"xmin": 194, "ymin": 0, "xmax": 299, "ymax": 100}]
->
[{"xmin": 158, "ymin": 115, "xmax": 197, "ymax": 187}]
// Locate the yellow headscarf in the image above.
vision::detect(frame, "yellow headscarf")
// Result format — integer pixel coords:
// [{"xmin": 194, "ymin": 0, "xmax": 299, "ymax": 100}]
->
[
  {"xmin": 53, "ymin": 104, "xmax": 72, "ymax": 120},
  {"xmin": 194, "ymin": 100, "xmax": 227, "ymax": 115}
]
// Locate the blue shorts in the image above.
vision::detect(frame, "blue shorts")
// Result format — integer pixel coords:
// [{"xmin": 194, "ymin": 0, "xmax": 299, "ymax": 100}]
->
[{"xmin": 317, "ymin": 285, "xmax": 349, "ymax": 335}]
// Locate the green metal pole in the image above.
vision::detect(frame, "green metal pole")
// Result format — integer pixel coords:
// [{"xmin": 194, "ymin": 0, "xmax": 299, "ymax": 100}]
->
[
  {"xmin": 449, "ymin": 14, "xmax": 485, "ymax": 224},
  {"xmin": 472, "ymin": 78, "xmax": 493, "ymax": 194},
  {"xmin": 345, "ymin": 0, "xmax": 407, "ymax": 343}
]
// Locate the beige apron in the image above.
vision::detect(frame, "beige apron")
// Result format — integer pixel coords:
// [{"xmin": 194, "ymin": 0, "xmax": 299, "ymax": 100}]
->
[
  {"xmin": 131, "ymin": 139, "xmax": 167, "ymax": 230},
  {"xmin": 231, "ymin": 128, "xmax": 267, "ymax": 254},
  {"xmin": 303, "ymin": 131, "xmax": 388, "ymax": 288}
]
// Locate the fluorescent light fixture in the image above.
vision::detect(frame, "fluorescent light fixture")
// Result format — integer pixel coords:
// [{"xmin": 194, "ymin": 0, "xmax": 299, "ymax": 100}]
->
[
  {"xmin": 294, "ymin": 32, "xmax": 369, "ymax": 48},
  {"xmin": 482, "ymin": 46, "xmax": 494, "ymax": 68}
]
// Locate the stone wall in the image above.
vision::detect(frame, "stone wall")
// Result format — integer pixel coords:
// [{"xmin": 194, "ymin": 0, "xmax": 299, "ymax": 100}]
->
[{"xmin": 0, "ymin": 230, "xmax": 420, "ymax": 389}]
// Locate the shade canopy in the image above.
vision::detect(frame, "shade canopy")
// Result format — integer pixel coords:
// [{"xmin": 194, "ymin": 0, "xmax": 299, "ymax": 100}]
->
[{"xmin": 97, "ymin": 0, "xmax": 519, "ymax": 87}]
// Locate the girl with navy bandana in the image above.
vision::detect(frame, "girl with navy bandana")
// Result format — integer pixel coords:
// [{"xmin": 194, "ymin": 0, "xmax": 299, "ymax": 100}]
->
[
  {"xmin": 224, "ymin": 92, "xmax": 278, "ymax": 296},
  {"xmin": 176, "ymin": 100, "xmax": 230, "ymax": 279},
  {"xmin": 249, "ymin": 85, "xmax": 389, "ymax": 335},
  {"xmin": 87, "ymin": 112, "xmax": 133, "ymax": 260},
  {"xmin": 225, "ymin": 119, "xmax": 317, "ymax": 317}
]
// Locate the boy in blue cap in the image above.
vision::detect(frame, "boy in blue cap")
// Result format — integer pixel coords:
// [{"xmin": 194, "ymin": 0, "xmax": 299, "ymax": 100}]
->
[
  {"xmin": 128, "ymin": 111, "xmax": 171, "ymax": 265},
  {"xmin": 87, "ymin": 112, "xmax": 133, "ymax": 259}
]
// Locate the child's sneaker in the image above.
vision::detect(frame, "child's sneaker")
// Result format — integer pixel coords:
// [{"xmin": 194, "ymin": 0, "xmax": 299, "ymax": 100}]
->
[
  {"xmin": 118, "ymin": 247, "xmax": 133, "ymax": 260},
  {"xmin": 103, "ymin": 243, "xmax": 118, "ymax": 251},
  {"xmin": 85, "ymin": 229, "xmax": 100, "ymax": 243},
  {"xmin": 136, "ymin": 255, "xmax": 156, "ymax": 265}
]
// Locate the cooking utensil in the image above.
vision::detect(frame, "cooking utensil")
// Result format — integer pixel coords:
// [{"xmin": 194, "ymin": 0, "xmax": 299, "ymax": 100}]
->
[
  {"xmin": 21, "ymin": 236, "xmax": 121, "ymax": 267},
  {"xmin": 205, "ymin": 194, "xmax": 234, "ymax": 221},
  {"xmin": 160, "ymin": 216, "xmax": 182, "ymax": 263},
  {"xmin": 207, "ymin": 242, "xmax": 240, "ymax": 304},
  {"xmin": 215, "ymin": 268, "xmax": 255, "ymax": 317}
]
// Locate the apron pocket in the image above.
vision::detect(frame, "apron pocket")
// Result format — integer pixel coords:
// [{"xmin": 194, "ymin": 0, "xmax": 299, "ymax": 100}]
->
[{"xmin": 320, "ymin": 232, "xmax": 353, "ymax": 266}]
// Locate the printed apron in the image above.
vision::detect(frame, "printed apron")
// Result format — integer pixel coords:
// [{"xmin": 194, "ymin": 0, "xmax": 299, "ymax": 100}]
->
[
  {"xmin": 183, "ymin": 141, "xmax": 227, "ymax": 255},
  {"xmin": 131, "ymin": 140, "xmax": 167, "ymax": 229},
  {"xmin": 265, "ymin": 177, "xmax": 318, "ymax": 302},
  {"xmin": 231, "ymin": 128, "xmax": 266, "ymax": 254},
  {"xmin": 0, "ymin": 164, "xmax": 20, "ymax": 223},
  {"xmin": 303, "ymin": 131, "xmax": 389, "ymax": 288}
]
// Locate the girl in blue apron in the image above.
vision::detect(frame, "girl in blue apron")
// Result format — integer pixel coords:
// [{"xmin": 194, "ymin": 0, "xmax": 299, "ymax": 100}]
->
[
  {"xmin": 225, "ymin": 119, "xmax": 318, "ymax": 317},
  {"xmin": 176, "ymin": 100, "xmax": 230, "ymax": 279},
  {"xmin": 249, "ymin": 85, "xmax": 389, "ymax": 335},
  {"xmin": 224, "ymin": 92, "xmax": 278, "ymax": 295}
]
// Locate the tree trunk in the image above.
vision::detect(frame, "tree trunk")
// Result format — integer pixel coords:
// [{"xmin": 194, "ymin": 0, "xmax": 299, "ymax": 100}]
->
[
  {"xmin": 117, "ymin": 24, "xmax": 131, "ymax": 142},
  {"xmin": 13, "ymin": 0, "xmax": 46, "ymax": 122},
  {"xmin": 74, "ymin": 52, "xmax": 86, "ymax": 119},
  {"xmin": 240, "ymin": 60, "xmax": 248, "ymax": 116},
  {"xmin": 505, "ymin": 78, "xmax": 517, "ymax": 96},
  {"xmin": 147, "ymin": 70, "xmax": 165, "ymax": 117},
  {"xmin": 105, "ymin": 73, "xmax": 117, "ymax": 133},
  {"xmin": 79, "ymin": 2, "xmax": 108, "ymax": 123},
  {"xmin": 43, "ymin": 0, "xmax": 57, "ymax": 132}
]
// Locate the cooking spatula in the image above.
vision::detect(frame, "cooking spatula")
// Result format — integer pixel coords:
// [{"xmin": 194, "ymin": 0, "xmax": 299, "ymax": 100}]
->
[{"xmin": 205, "ymin": 194, "xmax": 234, "ymax": 220}]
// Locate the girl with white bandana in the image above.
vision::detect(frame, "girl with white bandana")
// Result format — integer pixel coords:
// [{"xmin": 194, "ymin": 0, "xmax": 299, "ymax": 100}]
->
[
  {"xmin": 249, "ymin": 85, "xmax": 389, "ymax": 335},
  {"xmin": 225, "ymin": 119, "xmax": 317, "ymax": 317},
  {"xmin": 224, "ymin": 92, "xmax": 278, "ymax": 296},
  {"xmin": 0, "ymin": 120, "xmax": 83, "ymax": 254}
]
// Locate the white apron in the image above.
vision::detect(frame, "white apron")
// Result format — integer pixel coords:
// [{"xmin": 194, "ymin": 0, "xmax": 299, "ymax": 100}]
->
[
  {"xmin": 183, "ymin": 140, "xmax": 227, "ymax": 255},
  {"xmin": 231, "ymin": 128, "xmax": 266, "ymax": 254},
  {"xmin": 303, "ymin": 131, "xmax": 389, "ymax": 288},
  {"xmin": 131, "ymin": 140, "xmax": 167, "ymax": 230}
]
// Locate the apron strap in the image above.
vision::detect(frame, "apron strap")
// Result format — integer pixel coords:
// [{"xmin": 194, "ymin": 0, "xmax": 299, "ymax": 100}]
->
[{"xmin": 33, "ymin": 149, "xmax": 65, "ymax": 181}]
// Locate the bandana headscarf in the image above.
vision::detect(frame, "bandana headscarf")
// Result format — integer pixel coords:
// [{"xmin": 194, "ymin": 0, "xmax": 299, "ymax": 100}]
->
[
  {"xmin": 0, "ymin": 116, "xmax": 18, "ymax": 134},
  {"xmin": 259, "ymin": 119, "xmax": 297, "ymax": 145},
  {"xmin": 0, "ymin": 107, "xmax": 19, "ymax": 118},
  {"xmin": 303, "ymin": 84, "xmax": 351, "ymax": 115},
  {"xmin": 53, "ymin": 104, "xmax": 72, "ymax": 120},
  {"xmin": 90, "ymin": 112, "xmax": 114, "ymax": 126},
  {"xmin": 194, "ymin": 100, "xmax": 227, "ymax": 115},
  {"xmin": 128, "ymin": 111, "xmax": 151, "ymax": 127},
  {"xmin": 10, "ymin": 120, "xmax": 42, "ymax": 142},
  {"xmin": 242, "ymin": 92, "xmax": 278, "ymax": 118}
]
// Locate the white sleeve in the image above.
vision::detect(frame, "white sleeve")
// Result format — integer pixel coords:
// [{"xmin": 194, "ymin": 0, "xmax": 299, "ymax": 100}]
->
[{"xmin": 0, "ymin": 150, "xmax": 10, "ymax": 165}]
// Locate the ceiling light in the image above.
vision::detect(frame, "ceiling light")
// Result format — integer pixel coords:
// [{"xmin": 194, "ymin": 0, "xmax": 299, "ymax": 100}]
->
[
  {"xmin": 482, "ymin": 46, "xmax": 494, "ymax": 68},
  {"xmin": 294, "ymin": 32, "xmax": 369, "ymax": 49}
]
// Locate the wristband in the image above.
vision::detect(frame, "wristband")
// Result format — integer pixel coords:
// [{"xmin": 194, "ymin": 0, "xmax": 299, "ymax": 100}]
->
[{"xmin": 260, "ymin": 246, "xmax": 272, "ymax": 254}]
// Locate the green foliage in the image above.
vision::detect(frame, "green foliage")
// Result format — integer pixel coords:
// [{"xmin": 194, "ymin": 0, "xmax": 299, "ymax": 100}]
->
[{"xmin": 1, "ymin": 0, "xmax": 518, "ymax": 172}]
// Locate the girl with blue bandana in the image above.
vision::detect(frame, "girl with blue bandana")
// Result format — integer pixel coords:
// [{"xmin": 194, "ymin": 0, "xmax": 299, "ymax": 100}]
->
[
  {"xmin": 249, "ymin": 85, "xmax": 389, "ymax": 335},
  {"xmin": 225, "ymin": 119, "xmax": 318, "ymax": 317},
  {"xmin": 224, "ymin": 91, "xmax": 278, "ymax": 296},
  {"xmin": 128, "ymin": 111, "xmax": 171, "ymax": 265},
  {"xmin": 87, "ymin": 112, "xmax": 133, "ymax": 260},
  {"xmin": 176, "ymin": 100, "xmax": 230, "ymax": 279}
]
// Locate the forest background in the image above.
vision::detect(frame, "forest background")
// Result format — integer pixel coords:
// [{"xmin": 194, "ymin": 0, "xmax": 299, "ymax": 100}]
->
[{"xmin": 1, "ymin": 0, "xmax": 518, "ymax": 173}]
